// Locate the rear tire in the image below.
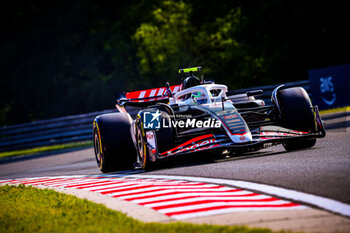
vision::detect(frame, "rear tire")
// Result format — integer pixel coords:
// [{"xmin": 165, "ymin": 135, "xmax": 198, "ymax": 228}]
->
[
  {"xmin": 277, "ymin": 87, "xmax": 317, "ymax": 151},
  {"xmin": 134, "ymin": 117, "xmax": 158, "ymax": 171},
  {"xmin": 93, "ymin": 113, "xmax": 136, "ymax": 173},
  {"xmin": 134, "ymin": 110, "xmax": 175, "ymax": 170}
]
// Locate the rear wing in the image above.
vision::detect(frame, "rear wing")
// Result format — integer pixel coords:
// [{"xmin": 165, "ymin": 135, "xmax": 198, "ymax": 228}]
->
[
  {"xmin": 116, "ymin": 84, "xmax": 182, "ymax": 109},
  {"xmin": 125, "ymin": 84, "xmax": 182, "ymax": 100}
]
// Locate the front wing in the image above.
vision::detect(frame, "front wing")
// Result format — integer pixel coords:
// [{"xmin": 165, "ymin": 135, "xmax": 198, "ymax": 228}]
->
[{"xmin": 147, "ymin": 128, "xmax": 324, "ymax": 159}]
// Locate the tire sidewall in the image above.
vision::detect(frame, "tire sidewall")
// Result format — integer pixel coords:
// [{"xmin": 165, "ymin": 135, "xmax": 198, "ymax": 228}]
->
[
  {"xmin": 277, "ymin": 87, "xmax": 316, "ymax": 132},
  {"xmin": 93, "ymin": 113, "xmax": 135, "ymax": 172}
]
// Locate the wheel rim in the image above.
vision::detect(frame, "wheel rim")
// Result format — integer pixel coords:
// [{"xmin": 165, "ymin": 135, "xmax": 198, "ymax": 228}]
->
[{"xmin": 94, "ymin": 129, "xmax": 102, "ymax": 167}]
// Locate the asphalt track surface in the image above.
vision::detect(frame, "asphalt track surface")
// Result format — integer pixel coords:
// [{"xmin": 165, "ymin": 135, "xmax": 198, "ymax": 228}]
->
[{"xmin": 1, "ymin": 112, "xmax": 349, "ymax": 206}]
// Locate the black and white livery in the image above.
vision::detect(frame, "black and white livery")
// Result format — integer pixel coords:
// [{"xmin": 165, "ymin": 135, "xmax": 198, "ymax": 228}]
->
[{"xmin": 93, "ymin": 67, "xmax": 325, "ymax": 172}]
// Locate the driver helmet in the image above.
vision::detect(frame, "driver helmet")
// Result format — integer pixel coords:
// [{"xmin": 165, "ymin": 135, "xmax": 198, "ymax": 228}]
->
[{"xmin": 191, "ymin": 92, "xmax": 208, "ymax": 105}]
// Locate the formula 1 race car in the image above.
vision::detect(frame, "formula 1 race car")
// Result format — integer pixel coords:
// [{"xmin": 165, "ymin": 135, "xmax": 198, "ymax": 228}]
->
[{"xmin": 93, "ymin": 67, "xmax": 326, "ymax": 172}]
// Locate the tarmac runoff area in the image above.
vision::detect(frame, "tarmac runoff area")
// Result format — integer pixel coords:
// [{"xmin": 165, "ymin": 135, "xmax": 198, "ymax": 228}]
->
[{"xmin": 1, "ymin": 175, "xmax": 350, "ymax": 233}]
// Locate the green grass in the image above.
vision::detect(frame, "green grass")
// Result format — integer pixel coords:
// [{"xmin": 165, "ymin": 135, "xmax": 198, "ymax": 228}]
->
[
  {"xmin": 0, "ymin": 141, "xmax": 93, "ymax": 159},
  {"xmin": 0, "ymin": 185, "xmax": 275, "ymax": 233}
]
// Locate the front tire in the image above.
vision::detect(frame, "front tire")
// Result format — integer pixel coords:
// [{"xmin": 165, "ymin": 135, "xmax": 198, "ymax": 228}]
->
[
  {"xmin": 282, "ymin": 138, "xmax": 316, "ymax": 151},
  {"xmin": 93, "ymin": 113, "xmax": 136, "ymax": 173},
  {"xmin": 277, "ymin": 87, "xmax": 317, "ymax": 151}
]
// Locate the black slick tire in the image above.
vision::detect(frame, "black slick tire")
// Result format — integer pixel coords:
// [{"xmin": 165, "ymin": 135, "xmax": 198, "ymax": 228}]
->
[
  {"xmin": 93, "ymin": 112, "xmax": 136, "ymax": 173},
  {"xmin": 277, "ymin": 87, "xmax": 317, "ymax": 151}
]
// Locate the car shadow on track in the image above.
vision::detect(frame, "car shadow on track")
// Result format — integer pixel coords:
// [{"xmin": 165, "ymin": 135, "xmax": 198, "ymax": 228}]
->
[
  {"xmin": 148, "ymin": 148, "xmax": 289, "ymax": 171},
  {"xmin": 151, "ymin": 145, "xmax": 321, "ymax": 171}
]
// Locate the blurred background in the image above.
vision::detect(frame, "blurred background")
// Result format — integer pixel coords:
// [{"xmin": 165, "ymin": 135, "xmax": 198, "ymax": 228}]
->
[{"xmin": 1, "ymin": 0, "xmax": 349, "ymax": 126}]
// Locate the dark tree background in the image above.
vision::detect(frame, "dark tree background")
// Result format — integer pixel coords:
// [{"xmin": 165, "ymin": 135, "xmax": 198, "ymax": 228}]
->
[{"xmin": 1, "ymin": 0, "xmax": 349, "ymax": 126}]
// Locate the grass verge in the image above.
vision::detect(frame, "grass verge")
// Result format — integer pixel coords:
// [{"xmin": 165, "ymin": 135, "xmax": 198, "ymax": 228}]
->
[
  {"xmin": 0, "ymin": 141, "xmax": 93, "ymax": 159},
  {"xmin": 0, "ymin": 185, "xmax": 274, "ymax": 233}
]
